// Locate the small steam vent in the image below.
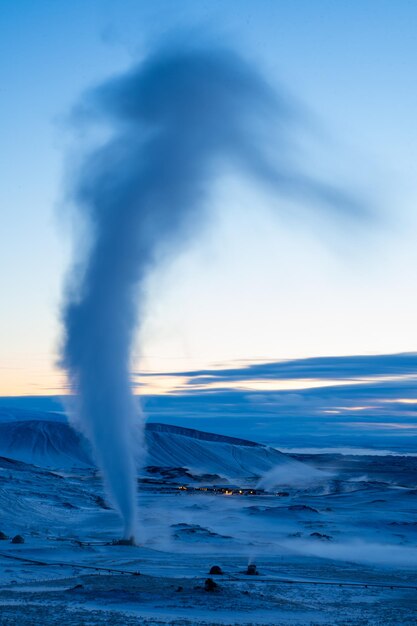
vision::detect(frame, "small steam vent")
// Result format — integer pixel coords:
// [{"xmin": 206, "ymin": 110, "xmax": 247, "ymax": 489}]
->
[{"xmin": 112, "ymin": 536, "xmax": 136, "ymax": 547}]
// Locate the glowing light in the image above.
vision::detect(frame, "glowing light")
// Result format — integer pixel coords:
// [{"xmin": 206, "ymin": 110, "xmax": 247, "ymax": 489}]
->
[
  {"xmin": 186, "ymin": 378, "xmax": 356, "ymax": 392},
  {"xmin": 334, "ymin": 406, "xmax": 377, "ymax": 412},
  {"xmin": 134, "ymin": 375, "xmax": 189, "ymax": 396},
  {"xmin": 381, "ymin": 398, "xmax": 417, "ymax": 404}
]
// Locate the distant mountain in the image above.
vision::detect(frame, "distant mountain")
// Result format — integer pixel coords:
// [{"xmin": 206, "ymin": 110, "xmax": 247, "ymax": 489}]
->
[
  {"xmin": 143, "ymin": 423, "xmax": 286, "ymax": 478},
  {"xmin": 0, "ymin": 411, "xmax": 291, "ymax": 479}
]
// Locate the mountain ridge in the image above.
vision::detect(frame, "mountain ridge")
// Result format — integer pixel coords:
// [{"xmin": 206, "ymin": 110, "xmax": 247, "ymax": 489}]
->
[{"xmin": 0, "ymin": 414, "xmax": 290, "ymax": 479}]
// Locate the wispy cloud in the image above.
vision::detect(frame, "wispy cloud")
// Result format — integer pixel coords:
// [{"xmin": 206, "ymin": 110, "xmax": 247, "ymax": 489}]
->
[
  {"xmin": 137, "ymin": 352, "xmax": 417, "ymax": 384},
  {"xmin": 133, "ymin": 353, "xmax": 417, "ymax": 404},
  {"xmin": 133, "ymin": 353, "xmax": 417, "ymax": 451}
]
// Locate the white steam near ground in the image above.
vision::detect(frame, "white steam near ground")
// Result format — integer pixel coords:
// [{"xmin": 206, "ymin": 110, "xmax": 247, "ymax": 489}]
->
[{"xmin": 257, "ymin": 459, "xmax": 331, "ymax": 490}]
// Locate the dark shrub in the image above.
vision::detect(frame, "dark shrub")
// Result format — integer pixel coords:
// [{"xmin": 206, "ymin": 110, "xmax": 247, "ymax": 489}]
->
[{"xmin": 11, "ymin": 535, "xmax": 24, "ymax": 544}]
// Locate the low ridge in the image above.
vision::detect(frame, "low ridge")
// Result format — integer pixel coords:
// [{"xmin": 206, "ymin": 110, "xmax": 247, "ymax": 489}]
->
[{"xmin": 0, "ymin": 411, "xmax": 289, "ymax": 478}]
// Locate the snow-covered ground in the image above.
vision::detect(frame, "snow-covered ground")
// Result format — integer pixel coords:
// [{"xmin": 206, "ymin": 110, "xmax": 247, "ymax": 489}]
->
[{"xmin": 0, "ymin": 409, "xmax": 417, "ymax": 624}]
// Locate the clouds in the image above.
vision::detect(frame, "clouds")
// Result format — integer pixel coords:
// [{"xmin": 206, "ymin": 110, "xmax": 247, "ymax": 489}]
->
[
  {"xmin": 140, "ymin": 352, "xmax": 417, "ymax": 384},
  {"xmin": 136, "ymin": 353, "xmax": 417, "ymax": 452}
]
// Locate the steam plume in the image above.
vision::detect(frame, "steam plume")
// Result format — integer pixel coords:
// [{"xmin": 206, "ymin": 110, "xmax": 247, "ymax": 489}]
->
[{"xmin": 61, "ymin": 41, "xmax": 362, "ymax": 540}]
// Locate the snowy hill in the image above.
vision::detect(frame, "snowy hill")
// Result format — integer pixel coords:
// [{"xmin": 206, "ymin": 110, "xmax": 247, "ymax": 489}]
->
[
  {"xmin": 0, "ymin": 412, "xmax": 291, "ymax": 478},
  {"xmin": 0, "ymin": 419, "xmax": 92, "ymax": 468},
  {"xmin": 144, "ymin": 423, "xmax": 288, "ymax": 477}
]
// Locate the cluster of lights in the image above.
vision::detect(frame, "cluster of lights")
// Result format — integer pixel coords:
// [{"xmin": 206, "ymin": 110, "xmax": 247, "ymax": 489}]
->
[{"xmin": 177, "ymin": 485, "xmax": 266, "ymax": 496}]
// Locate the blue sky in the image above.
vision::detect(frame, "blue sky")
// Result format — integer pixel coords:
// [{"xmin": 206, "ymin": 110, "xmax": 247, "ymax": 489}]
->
[{"xmin": 2, "ymin": 1, "xmax": 417, "ymax": 394}]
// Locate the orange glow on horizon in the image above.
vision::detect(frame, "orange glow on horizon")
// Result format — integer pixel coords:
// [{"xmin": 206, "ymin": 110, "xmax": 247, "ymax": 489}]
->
[
  {"xmin": 2, "ymin": 358, "xmax": 417, "ymax": 398},
  {"xmin": 0, "ymin": 364, "xmax": 67, "ymax": 397}
]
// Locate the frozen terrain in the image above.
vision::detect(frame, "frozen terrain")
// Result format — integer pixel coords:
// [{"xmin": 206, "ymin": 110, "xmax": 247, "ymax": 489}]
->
[
  {"xmin": 0, "ymin": 409, "xmax": 416, "ymax": 624},
  {"xmin": 0, "ymin": 415, "xmax": 293, "ymax": 477}
]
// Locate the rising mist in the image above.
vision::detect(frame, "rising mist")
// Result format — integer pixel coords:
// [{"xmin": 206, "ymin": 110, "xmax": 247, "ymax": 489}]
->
[{"xmin": 61, "ymin": 40, "xmax": 362, "ymax": 539}]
